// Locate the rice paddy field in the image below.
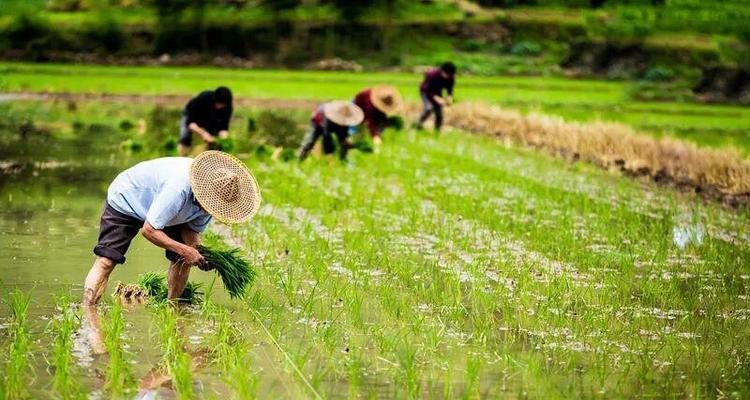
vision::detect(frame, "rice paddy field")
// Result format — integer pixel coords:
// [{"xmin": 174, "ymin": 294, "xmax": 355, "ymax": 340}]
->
[{"xmin": 1, "ymin": 64, "xmax": 750, "ymax": 399}]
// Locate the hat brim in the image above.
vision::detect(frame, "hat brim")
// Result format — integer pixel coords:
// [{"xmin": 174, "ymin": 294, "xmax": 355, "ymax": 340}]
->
[
  {"xmin": 190, "ymin": 151, "xmax": 261, "ymax": 224},
  {"xmin": 370, "ymin": 85, "xmax": 403, "ymax": 115},
  {"xmin": 323, "ymin": 101, "xmax": 365, "ymax": 126}
]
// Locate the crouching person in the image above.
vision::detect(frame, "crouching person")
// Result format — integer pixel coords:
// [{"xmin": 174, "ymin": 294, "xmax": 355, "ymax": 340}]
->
[
  {"xmin": 298, "ymin": 101, "xmax": 364, "ymax": 161},
  {"xmin": 353, "ymin": 85, "xmax": 403, "ymax": 152},
  {"xmin": 83, "ymin": 151, "xmax": 260, "ymax": 305}
]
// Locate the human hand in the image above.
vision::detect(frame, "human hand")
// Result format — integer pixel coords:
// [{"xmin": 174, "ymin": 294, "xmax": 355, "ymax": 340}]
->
[
  {"xmin": 180, "ymin": 246, "xmax": 206, "ymax": 268},
  {"xmin": 446, "ymin": 96, "xmax": 454, "ymax": 105},
  {"xmin": 433, "ymin": 96, "xmax": 446, "ymax": 106},
  {"xmin": 218, "ymin": 130, "xmax": 229, "ymax": 139}
]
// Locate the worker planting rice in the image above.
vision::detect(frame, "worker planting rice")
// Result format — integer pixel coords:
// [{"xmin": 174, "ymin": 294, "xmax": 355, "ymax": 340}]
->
[
  {"xmin": 82, "ymin": 151, "xmax": 260, "ymax": 306},
  {"xmin": 416, "ymin": 62, "xmax": 456, "ymax": 132},
  {"xmin": 352, "ymin": 85, "xmax": 403, "ymax": 152},
  {"xmin": 178, "ymin": 87, "xmax": 234, "ymax": 156},
  {"xmin": 298, "ymin": 100, "xmax": 365, "ymax": 161}
]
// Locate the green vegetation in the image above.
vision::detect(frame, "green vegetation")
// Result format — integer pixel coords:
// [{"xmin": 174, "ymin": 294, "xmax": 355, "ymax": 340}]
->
[
  {"xmin": 0, "ymin": 92, "xmax": 749, "ymax": 396},
  {"xmin": 156, "ymin": 307, "xmax": 194, "ymax": 399},
  {"xmin": 136, "ymin": 272, "xmax": 205, "ymax": 304},
  {"xmin": 1, "ymin": 289, "xmax": 33, "ymax": 400},
  {"xmin": 49, "ymin": 295, "xmax": 84, "ymax": 400},
  {"xmin": 199, "ymin": 243, "xmax": 256, "ymax": 300},
  {"xmin": 1, "ymin": 63, "xmax": 748, "ymax": 154},
  {"xmin": 102, "ymin": 301, "xmax": 135, "ymax": 397}
]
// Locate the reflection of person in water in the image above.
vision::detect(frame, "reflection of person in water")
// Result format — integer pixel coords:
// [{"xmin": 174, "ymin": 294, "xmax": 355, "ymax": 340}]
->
[{"xmin": 82, "ymin": 304, "xmax": 210, "ymax": 399}]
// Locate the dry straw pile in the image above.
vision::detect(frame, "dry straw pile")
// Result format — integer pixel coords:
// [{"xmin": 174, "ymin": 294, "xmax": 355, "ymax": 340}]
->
[{"xmin": 408, "ymin": 102, "xmax": 750, "ymax": 204}]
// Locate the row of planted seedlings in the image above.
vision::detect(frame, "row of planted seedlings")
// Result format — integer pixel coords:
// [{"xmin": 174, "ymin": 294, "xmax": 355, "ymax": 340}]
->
[
  {"xmin": 1, "ymin": 124, "xmax": 748, "ymax": 396},
  {"xmin": 230, "ymin": 126, "xmax": 750, "ymax": 397},
  {"xmin": 399, "ymin": 130, "xmax": 750, "ymax": 396}
]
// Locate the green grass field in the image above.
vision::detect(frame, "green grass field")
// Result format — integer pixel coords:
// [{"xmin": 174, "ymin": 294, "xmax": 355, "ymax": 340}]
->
[
  {"xmin": 1, "ymin": 93, "xmax": 749, "ymax": 397},
  {"xmin": 2, "ymin": 62, "xmax": 749, "ymax": 153}
]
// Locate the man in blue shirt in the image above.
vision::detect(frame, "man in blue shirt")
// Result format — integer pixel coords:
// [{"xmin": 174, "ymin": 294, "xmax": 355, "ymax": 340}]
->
[{"xmin": 83, "ymin": 151, "xmax": 261, "ymax": 305}]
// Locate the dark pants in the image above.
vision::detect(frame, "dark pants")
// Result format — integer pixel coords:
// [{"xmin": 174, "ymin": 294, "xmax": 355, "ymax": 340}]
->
[
  {"xmin": 93, "ymin": 203, "xmax": 189, "ymax": 264},
  {"xmin": 417, "ymin": 92, "xmax": 443, "ymax": 131},
  {"xmin": 298, "ymin": 122, "xmax": 350, "ymax": 161}
]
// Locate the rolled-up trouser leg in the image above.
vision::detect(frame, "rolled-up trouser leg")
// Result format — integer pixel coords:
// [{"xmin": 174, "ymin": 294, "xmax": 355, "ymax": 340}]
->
[{"xmin": 298, "ymin": 123, "xmax": 322, "ymax": 161}]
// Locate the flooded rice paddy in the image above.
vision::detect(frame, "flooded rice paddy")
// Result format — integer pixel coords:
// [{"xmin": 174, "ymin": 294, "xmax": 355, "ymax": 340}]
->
[{"xmin": 1, "ymin": 99, "xmax": 749, "ymax": 398}]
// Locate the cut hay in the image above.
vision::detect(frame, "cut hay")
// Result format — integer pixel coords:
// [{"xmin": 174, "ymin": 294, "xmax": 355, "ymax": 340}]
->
[
  {"xmin": 198, "ymin": 245, "xmax": 256, "ymax": 299},
  {"xmin": 408, "ymin": 102, "xmax": 750, "ymax": 206}
]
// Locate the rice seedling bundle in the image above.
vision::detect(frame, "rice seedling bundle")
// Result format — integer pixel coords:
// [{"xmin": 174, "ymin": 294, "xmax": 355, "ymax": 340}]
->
[{"xmin": 198, "ymin": 245, "xmax": 255, "ymax": 299}]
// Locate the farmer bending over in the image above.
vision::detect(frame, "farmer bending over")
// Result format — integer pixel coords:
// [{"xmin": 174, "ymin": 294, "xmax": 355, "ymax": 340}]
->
[
  {"xmin": 298, "ymin": 101, "xmax": 364, "ymax": 161},
  {"xmin": 416, "ymin": 62, "xmax": 456, "ymax": 132},
  {"xmin": 82, "ymin": 151, "xmax": 260, "ymax": 305},
  {"xmin": 178, "ymin": 87, "xmax": 233, "ymax": 156},
  {"xmin": 353, "ymin": 85, "xmax": 403, "ymax": 152}
]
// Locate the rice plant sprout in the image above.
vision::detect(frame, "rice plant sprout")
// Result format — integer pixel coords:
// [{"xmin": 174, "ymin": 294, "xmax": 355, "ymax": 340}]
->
[
  {"xmin": 50, "ymin": 294, "xmax": 84, "ymax": 400},
  {"xmin": 1, "ymin": 289, "xmax": 33, "ymax": 400}
]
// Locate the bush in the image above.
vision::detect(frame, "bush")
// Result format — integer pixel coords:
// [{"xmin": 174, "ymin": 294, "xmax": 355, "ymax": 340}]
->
[
  {"xmin": 509, "ymin": 41, "xmax": 542, "ymax": 56},
  {"xmin": 584, "ymin": 8, "xmax": 655, "ymax": 41},
  {"xmin": 83, "ymin": 17, "xmax": 125, "ymax": 52},
  {"xmin": 120, "ymin": 138, "xmax": 144, "ymax": 153},
  {"xmin": 119, "ymin": 120, "xmax": 135, "ymax": 131},
  {"xmin": 643, "ymin": 66, "xmax": 675, "ymax": 82}
]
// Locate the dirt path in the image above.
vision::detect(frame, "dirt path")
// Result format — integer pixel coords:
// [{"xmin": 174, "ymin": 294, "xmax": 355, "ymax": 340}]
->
[{"xmin": 0, "ymin": 92, "xmax": 322, "ymax": 110}]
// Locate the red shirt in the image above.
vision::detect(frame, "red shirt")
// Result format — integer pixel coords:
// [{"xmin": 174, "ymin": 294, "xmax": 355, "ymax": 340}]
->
[
  {"xmin": 353, "ymin": 88, "xmax": 387, "ymax": 138},
  {"xmin": 311, "ymin": 105, "xmax": 325, "ymax": 127},
  {"xmin": 420, "ymin": 68, "xmax": 454, "ymax": 98}
]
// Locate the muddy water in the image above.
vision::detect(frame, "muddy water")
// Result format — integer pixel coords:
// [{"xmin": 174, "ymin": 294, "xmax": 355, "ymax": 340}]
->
[{"xmin": 0, "ymin": 149, "xmax": 251, "ymax": 397}]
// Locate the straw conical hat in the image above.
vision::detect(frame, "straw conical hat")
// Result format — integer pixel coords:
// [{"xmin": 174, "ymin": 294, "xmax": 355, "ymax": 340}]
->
[
  {"xmin": 190, "ymin": 151, "xmax": 261, "ymax": 224},
  {"xmin": 370, "ymin": 85, "xmax": 403, "ymax": 115},
  {"xmin": 323, "ymin": 101, "xmax": 365, "ymax": 126}
]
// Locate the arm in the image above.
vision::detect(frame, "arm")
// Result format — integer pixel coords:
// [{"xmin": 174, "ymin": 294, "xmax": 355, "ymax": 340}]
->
[
  {"xmin": 142, "ymin": 221, "xmax": 205, "ymax": 267},
  {"xmin": 188, "ymin": 122, "xmax": 215, "ymax": 143}
]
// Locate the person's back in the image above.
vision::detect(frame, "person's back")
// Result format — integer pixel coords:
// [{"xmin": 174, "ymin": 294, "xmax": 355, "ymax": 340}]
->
[{"xmin": 108, "ymin": 157, "xmax": 209, "ymax": 231}]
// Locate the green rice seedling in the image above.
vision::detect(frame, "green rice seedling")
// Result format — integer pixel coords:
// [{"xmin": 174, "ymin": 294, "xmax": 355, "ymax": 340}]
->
[
  {"xmin": 180, "ymin": 281, "xmax": 204, "ymax": 305},
  {"xmin": 136, "ymin": 272, "xmax": 203, "ymax": 304},
  {"xmin": 156, "ymin": 306, "xmax": 194, "ymax": 399},
  {"xmin": 50, "ymin": 295, "xmax": 84, "ymax": 400},
  {"xmin": 2, "ymin": 289, "xmax": 33, "ymax": 400},
  {"xmin": 198, "ymin": 245, "xmax": 256, "ymax": 299},
  {"xmin": 103, "ymin": 301, "xmax": 134, "ymax": 397},
  {"xmin": 138, "ymin": 272, "xmax": 168, "ymax": 301}
]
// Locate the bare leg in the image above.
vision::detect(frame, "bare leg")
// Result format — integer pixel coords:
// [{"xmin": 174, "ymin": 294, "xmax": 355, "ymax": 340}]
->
[
  {"xmin": 83, "ymin": 256, "xmax": 116, "ymax": 306},
  {"xmin": 167, "ymin": 228, "xmax": 200, "ymax": 301},
  {"xmin": 167, "ymin": 261, "xmax": 191, "ymax": 301},
  {"xmin": 82, "ymin": 305, "xmax": 107, "ymax": 355}
]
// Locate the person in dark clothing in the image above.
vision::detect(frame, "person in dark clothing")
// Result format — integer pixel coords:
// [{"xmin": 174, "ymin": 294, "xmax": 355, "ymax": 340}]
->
[
  {"xmin": 353, "ymin": 85, "xmax": 403, "ymax": 152},
  {"xmin": 416, "ymin": 62, "xmax": 456, "ymax": 132},
  {"xmin": 178, "ymin": 87, "xmax": 233, "ymax": 156},
  {"xmin": 298, "ymin": 101, "xmax": 364, "ymax": 161}
]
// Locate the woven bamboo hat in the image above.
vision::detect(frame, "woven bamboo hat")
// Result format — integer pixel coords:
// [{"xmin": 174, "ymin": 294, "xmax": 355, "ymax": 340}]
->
[
  {"xmin": 323, "ymin": 101, "xmax": 365, "ymax": 126},
  {"xmin": 370, "ymin": 85, "xmax": 403, "ymax": 115},
  {"xmin": 190, "ymin": 151, "xmax": 261, "ymax": 224}
]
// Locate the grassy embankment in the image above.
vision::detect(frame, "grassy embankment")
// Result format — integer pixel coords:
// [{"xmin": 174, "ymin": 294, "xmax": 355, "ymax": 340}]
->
[{"xmin": 1, "ymin": 62, "xmax": 749, "ymax": 154}]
